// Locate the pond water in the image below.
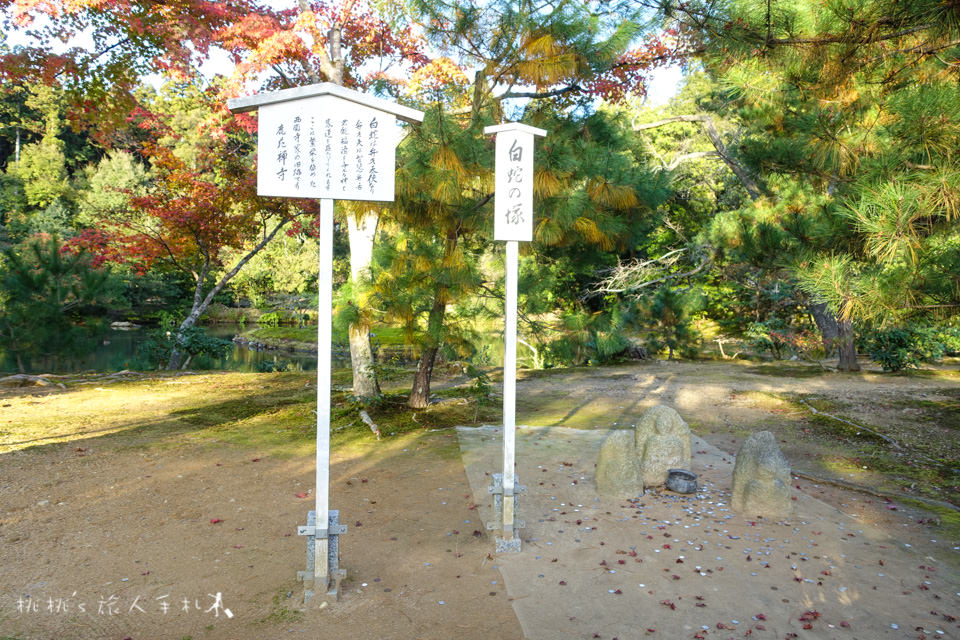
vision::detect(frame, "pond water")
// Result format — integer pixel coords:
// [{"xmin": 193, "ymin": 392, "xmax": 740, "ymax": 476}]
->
[
  {"xmin": 0, "ymin": 326, "xmax": 323, "ymax": 374},
  {"xmin": 0, "ymin": 325, "xmax": 518, "ymax": 375}
]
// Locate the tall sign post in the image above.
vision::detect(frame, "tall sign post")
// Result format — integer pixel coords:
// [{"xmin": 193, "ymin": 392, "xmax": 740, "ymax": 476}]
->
[
  {"xmin": 228, "ymin": 84, "xmax": 422, "ymax": 598},
  {"xmin": 483, "ymin": 123, "xmax": 547, "ymax": 552}
]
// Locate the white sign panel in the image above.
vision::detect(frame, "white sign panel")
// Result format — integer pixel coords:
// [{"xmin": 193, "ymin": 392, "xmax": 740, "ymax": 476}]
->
[
  {"xmin": 493, "ymin": 131, "xmax": 534, "ymax": 242},
  {"xmin": 257, "ymin": 95, "xmax": 396, "ymax": 202}
]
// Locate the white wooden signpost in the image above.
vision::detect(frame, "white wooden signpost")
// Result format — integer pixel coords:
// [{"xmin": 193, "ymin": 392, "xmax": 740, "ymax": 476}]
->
[
  {"xmin": 228, "ymin": 83, "xmax": 423, "ymax": 598},
  {"xmin": 483, "ymin": 122, "xmax": 547, "ymax": 552}
]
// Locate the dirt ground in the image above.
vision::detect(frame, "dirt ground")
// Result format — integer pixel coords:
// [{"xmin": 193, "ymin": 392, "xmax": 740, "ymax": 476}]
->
[{"xmin": 1, "ymin": 360, "xmax": 958, "ymax": 640}]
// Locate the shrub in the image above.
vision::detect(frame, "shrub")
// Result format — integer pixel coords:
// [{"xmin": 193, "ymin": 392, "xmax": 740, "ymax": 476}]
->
[
  {"xmin": 257, "ymin": 311, "xmax": 283, "ymax": 327},
  {"xmin": 864, "ymin": 324, "xmax": 957, "ymax": 372}
]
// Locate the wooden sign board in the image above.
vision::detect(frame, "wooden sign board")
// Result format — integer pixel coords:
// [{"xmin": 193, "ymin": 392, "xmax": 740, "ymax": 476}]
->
[
  {"xmin": 257, "ymin": 96, "xmax": 396, "ymax": 201},
  {"xmin": 228, "ymin": 82, "xmax": 424, "ymax": 203},
  {"xmin": 485, "ymin": 123, "xmax": 547, "ymax": 242}
]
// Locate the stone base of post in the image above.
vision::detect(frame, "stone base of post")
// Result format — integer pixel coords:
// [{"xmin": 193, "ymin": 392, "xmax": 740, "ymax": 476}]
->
[
  {"xmin": 487, "ymin": 473, "xmax": 525, "ymax": 552},
  {"xmin": 297, "ymin": 510, "xmax": 347, "ymax": 601}
]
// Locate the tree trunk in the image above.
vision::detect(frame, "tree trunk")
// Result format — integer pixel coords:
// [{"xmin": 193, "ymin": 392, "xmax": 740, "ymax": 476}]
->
[
  {"xmin": 808, "ymin": 301, "xmax": 840, "ymax": 355},
  {"xmin": 836, "ymin": 317, "xmax": 860, "ymax": 372},
  {"xmin": 166, "ymin": 305, "xmax": 204, "ymax": 370},
  {"xmin": 408, "ymin": 297, "xmax": 446, "ymax": 409},
  {"xmin": 808, "ymin": 302, "xmax": 859, "ymax": 371},
  {"xmin": 164, "ymin": 219, "xmax": 290, "ymax": 370},
  {"xmin": 346, "ymin": 211, "xmax": 380, "ymax": 400}
]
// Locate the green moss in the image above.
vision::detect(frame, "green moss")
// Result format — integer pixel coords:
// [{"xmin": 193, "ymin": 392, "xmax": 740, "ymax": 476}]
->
[{"xmin": 259, "ymin": 588, "xmax": 304, "ymax": 624}]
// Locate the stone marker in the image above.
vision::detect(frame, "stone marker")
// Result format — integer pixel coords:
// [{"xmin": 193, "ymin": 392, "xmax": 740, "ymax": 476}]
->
[
  {"xmin": 595, "ymin": 430, "xmax": 643, "ymax": 496},
  {"xmin": 635, "ymin": 405, "xmax": 691, "ymax": 488},
  {"xmin": 731, "ymin": 430, "xmax": 792, "ymax": 519}
]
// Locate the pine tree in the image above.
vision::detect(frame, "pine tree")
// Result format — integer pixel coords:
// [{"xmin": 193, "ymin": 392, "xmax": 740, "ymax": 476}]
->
[
  {"xmin": 0, "ymin": 236, "xmax": 114, "ymax": 372},
  {"xmin": 646, "ymin": 0, "xmax": 960, "ymax": 368}
]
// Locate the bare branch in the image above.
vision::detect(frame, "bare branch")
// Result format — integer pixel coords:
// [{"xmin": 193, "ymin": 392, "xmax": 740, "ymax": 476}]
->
[
  {"xmin": 586, "ymin": 248, "xmax": 713, "ymax": 298},
  {"xmin": 633, "ymin": 114, "xmax": 763, "ymax": 199},
  {"xmin": 667, "ymin": 150, "xmax": 719, "ymax": 170}
]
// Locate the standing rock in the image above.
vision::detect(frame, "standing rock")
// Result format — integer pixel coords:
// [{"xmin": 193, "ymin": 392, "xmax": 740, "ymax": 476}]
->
[
  {"xmin": 635, "ymin": 405, "xmax": 691, "ymax": 488},
  {"xmin": 595, "ymin": 430, "xmax": 643, "ymax": 496},
  {"xmin": 731, "ymin": 431, "xmax": 792, "ymax": 519}
]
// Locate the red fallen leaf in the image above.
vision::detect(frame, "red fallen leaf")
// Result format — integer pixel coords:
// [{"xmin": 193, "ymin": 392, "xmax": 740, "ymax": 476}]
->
[
  {"xmin": 599, "ymin": 560, "xmax": 608, "ymax": 566},
  {"xmin": 210, "ymin": 518, "xmax": 223, "ymax": 524},
  {"xmin": 672, "ymin": 575, "xmax": 681, "ymax": 580},
  {"xmin": 755, "ymin": 624, "xmax": 766, "ymax": 630},
  {"xmin": 559, "ymin": 580, "xmax": 567, "ymax": 585},
  {"xmin": 618, "ymin": 559, "xmax": 626, "ymax": 565},
  {"xmin": 551, "ymin": 558, "xmax": 558, "ymax": 562},
  {"xmin": 879, "ymin": 560, "xmax": 884, "ymax": 566},
  {"xmin": 355, "ymin": 521, "xmax": 362, "ymax": 527},
  {"xmin": 663, "ymin": 544, "xmax": 671, "ymax": 549},
  {"xmin": 839, "ymin": 621, "xmax": 850, "ymax": 628},
  {"xmin": 694, "ymin": 633, "xmax": 706, "ymax": 639},
  {"xmin": 233, "ymin": 544, "xmax": 243, "ymax": 549},
  {"xmin": 295, "ymin": 492, "xmax": 308, "ymax": 498},
  {"xmin": 251, "ymin": 458, "xmax": 260, "ymax": 462},
  {"xmin": 717, "ymin": 622, "xmax": 728, "ymax": 629},
  {"xmin": 695, "ymin": 602, "xmax": 706, "ymax": 608},
  {"xmin": 756, "ymin": 613, "xmax": 766, "ymax": 620},
  {"xmin": 646, "ymin": 629, "xmax": 655, "ymax": 633},
  {"xmin": 628, "ymin": 550, "xmax": 638, "ymax": 557},
  {"xmin": 452, "ymin": 530, "xmax": 459, "ymax": 534},
  {"xmin": 141, "ymin": 571, "xmax": 150, "ymax": 575},
  {"xmin": 613, "ymin": 589, "xmax": 622, "ymax": 594},
  {"xmin": 746, "ymin": 555, "xmax": 751, "ymax": 561},
  {"xmin": 660, "ymin": 600, "xmax": 676, "ymax": 610},
  {"xmin": 676, "ymin": 558, "xmax": 684, "ymax": 564},
  {"xmin": 802, "ymin": 623, "xmax": 813, "ymax": 630}
]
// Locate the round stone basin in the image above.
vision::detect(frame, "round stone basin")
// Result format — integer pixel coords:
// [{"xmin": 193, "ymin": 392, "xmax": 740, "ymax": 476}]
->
[{"xmin": 665, "ymin": 469, "xmax": 698, "ymax": 494}]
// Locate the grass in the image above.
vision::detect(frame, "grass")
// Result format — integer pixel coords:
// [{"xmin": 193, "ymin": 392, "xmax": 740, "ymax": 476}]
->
[
  {"xmin": 259, "ymin": 587, "xmax": 304, "ymax": 625},
  {"xmin": 0, "ymin": 370, "xmax": 498, "ymax": 459}
]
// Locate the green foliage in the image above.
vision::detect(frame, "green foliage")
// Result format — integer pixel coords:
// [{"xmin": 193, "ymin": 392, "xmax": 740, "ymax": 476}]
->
[
  {"xmin": 642, "ymin": 287, "xmax": 701, "ymax": 359},
  {"xmin": 75, "ymin": 151, "xmax": 150, "ymax": 226},
  {"xmin": 138, "ymin": 313, "xmax": 232, "ymax": 370},
  {"xmin": 256, "ymin": 311, "xmax": 282, "ymax": 327},
  {"xmin": 864, "ymin": 325, "xmax": 960, "ymax": 372},
  {"xmin": 0, "ymin": 236, "xmax": 115, "ymax": 371}
]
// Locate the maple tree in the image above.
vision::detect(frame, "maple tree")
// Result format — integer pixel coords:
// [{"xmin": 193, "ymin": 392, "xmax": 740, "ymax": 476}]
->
[
  {"xmin": 73, "ymin": 83, "xmax": 308, "ymax": 369},
  {"xmin": 0, "ymin": 0, "xmax": 260, "ymax": 134}
]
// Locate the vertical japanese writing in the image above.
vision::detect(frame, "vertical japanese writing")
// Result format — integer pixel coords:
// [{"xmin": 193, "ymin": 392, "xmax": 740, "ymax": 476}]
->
[
  {"xmin": 275, "ymin": 123, "xmax": 287, "ymax": 182},
  {"xmin": 324, "ymin": 118, "xmax": 333, "ymax": 192},
  {"xmin": 292, "ymin": 116, "xmax": 302, "ymax": 191},
  {"xmin": 340, "ymin": 119, "xmax": 350, "ymax": 189},
  {"xmin": 308, "ymin": 116, "xmax": 317, "ymax": 189},
  {"xmin": 505, "ymin": 137, "xmax": 524, "ymax": 226},
  {"xmin": 354, "ymin": 119, "xmax": 364, "ymax": 192},
  {"xmin": 368, "ymin": 117, "xmax": 379, "ymax": 193}
]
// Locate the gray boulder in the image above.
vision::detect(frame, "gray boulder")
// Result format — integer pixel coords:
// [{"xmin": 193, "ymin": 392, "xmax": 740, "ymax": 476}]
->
[
  {"xmin": 595, "ymin": 430, "xmax": 643, "ymax": 497},
  {"xmin": 731, "ymin": 431, "xmax": 792, "ymax": 519},
  {"xmin": 635, "ymin": 405, "xmax": 691, "ymax": 487}
]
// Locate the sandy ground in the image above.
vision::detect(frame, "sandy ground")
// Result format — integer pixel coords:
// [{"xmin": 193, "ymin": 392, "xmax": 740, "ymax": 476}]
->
[
  {"xmin": 0, "ymin": 433, "xmax": 521, "ymax": 640},
  {"xmin": 1, "ymin": 360, "xmax": 958, "ymax": 639}
]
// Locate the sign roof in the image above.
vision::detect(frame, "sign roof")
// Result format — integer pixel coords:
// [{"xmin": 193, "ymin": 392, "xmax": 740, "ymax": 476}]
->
[
  {"xmin": 483, "ymin": 122, "xmax": 548, "ymax": 137},
  {"xmin": 227, "ymin": 82, "xmax": 424, "ymax": 125}
]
